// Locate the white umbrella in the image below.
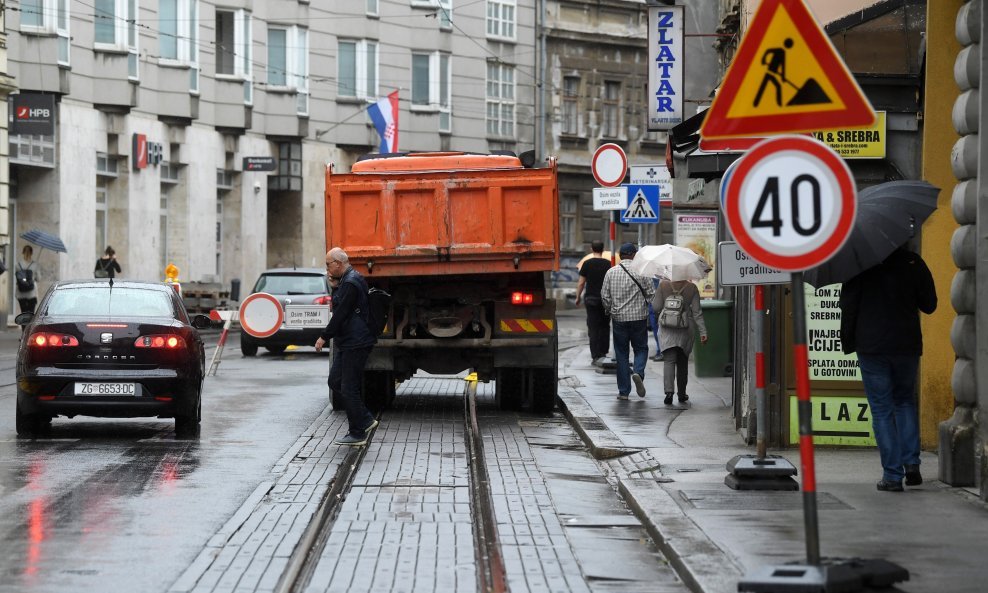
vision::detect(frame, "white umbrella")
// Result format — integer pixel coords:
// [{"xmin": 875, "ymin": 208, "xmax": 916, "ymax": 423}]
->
[{"xmin": 630, "ymin": 244, "xmax": 711, "ymax": 281}]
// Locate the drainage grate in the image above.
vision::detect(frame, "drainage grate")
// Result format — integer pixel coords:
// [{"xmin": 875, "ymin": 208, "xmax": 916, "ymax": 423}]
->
[
  {"xmin": 573, "ymin": 416, "xmax": 609, "ymax": 431},
  {"xmin": 679, "ymin": 489, "xmax": 852, "ymax": 511}
]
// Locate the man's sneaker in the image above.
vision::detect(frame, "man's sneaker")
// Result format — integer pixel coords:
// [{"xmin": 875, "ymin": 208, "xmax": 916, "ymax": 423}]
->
[
  {"xmin": 617, "ymin": 394, "xmax": 629, "ymax": 401},
  {"xmin": 664, "ymin": 393, "xmax": 674, "ymax": 405},
  {"xmin": 876, "ymin": 479, "xmax": 903, "ymax": 492},
  {"xmin": 363, "ymin": 419, "xmax": 380, "ymax": 433},
  {"xmin": 678, "ymin": 393, "xmax": 689, "ymax": 403},
  {"xmin": 632, "ymin": 373, "xmax": 646, "ymax": 398},
  {"xmin": 650, "ymin": 354, "xmax": 664, "ymax": 362},
  {"xmin": 905, "ymin": 464, "xmax": 923, "ymax": 486},
  {"xmin": 335, "ymin": 433, "xmax": 368, "ymax": 446}
]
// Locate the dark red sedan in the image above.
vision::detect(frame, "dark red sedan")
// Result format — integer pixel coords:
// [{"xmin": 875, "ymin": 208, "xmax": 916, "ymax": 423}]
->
[{"xmin": 15, "ymin": 280, "xmax": 210, "ymax": 437}]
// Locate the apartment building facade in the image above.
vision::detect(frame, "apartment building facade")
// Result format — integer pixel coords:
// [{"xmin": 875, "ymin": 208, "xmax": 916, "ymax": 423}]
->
[{"xmin": 6, "ymin": 0, "xmax": 537, "ymax": 315}]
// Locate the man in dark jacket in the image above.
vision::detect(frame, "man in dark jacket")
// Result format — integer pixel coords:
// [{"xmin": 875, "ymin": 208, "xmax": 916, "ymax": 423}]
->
[
  {"xmin": 839, "ymin": 247, "xmax": 937, "ymax": 492},
  {"xmin": 575, "ymin": 240, "xmax": 611, "ymax": 366},
  {"xmin": 315, "ymin": 247, "xmax": 378, "ymax": 446}
]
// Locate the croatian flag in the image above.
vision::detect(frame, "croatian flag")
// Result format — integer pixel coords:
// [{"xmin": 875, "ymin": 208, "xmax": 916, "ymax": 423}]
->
[{"xmin": 368, "ymin": 91, "xmax": 400, "ymax": 153}]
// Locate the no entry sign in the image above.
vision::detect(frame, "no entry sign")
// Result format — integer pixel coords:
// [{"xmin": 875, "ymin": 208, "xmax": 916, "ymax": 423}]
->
[
  {"xmin": 239, "ymin": 292, "xmax": 283, "ymax": 338},
  {"xmin": 591, "ymin": 143, "xmax": 628, "ymax": 187},
  {"xmin": 721, "ymin": 135, "xmax": 856, "ymax": 272}
]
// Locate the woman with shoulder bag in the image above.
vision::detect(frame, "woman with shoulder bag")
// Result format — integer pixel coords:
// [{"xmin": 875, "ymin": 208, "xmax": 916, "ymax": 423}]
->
[
  {"xmin": 653, "ymin": 279, "xmax": 708, "ymax": 405},
  {"xmin": 16, "ymin": 245, "xmax": 39, "ymax": 314},
  {"xmin": 95, "ymin": 246, "xmax": 122, "ymax": 279}
]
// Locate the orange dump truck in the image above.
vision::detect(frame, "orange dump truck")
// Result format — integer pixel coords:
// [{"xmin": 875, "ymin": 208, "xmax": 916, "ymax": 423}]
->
[{"xmin": 325, "ymin": 152, "xmax": 559, "ymax": 412}]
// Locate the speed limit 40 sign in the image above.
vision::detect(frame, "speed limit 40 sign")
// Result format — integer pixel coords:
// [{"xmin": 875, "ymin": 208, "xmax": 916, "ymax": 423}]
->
[{"xmin": 721, "ymin": 135, "xmax": 856, "ymax": 272}]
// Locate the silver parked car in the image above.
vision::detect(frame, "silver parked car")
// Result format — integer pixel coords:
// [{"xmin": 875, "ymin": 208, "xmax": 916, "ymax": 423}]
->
[{"xmin": 240, "ymin": 268, "xmax": 331, "ymax": 356}]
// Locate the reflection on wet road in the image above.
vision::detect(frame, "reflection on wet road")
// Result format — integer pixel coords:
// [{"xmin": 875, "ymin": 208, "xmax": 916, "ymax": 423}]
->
[{"xmin": 0, "ymin": 334, "xmax": 331, "ymax": 593}]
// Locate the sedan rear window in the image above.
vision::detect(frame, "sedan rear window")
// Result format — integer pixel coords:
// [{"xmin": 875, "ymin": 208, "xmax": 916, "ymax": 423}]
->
[
  {"xmin": 47, "ymin": 287, "xmax": 174, "ymax": 317},
  {"xmin": 253, "ymin": 274, "xmax": 328, "ymax": 295}
]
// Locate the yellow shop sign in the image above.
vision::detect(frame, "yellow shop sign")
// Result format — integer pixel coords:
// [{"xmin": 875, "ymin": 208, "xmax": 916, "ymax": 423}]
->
[
  {"xmin": 812, "ymin": 111, "xmax": 886, "ymax": 159},
  {"xmin": 788, "ymin": 395, "xmax": 876, "ymax": 446}
]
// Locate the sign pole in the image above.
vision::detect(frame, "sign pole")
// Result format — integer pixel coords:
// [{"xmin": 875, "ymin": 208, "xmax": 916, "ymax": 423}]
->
[
  {"xmin": 754, "ymin": 285, "xmax": 768, "ymax": 460},
  {"xmin": 790, "ymin": 271, "xmax": 820, "ymax": 565},
  {"xmin": 610, "ymin": 211, "xmax": 617, "ymax": 266}
]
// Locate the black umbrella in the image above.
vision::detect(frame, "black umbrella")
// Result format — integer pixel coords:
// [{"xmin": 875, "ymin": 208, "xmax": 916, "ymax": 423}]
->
[
  {"xmin": 804, "ymin": 180, "xmax": 939, "ymax": 287},
  {"xmin": 20, "ymin": 229, "xmax": 68, "ymax": 254}
]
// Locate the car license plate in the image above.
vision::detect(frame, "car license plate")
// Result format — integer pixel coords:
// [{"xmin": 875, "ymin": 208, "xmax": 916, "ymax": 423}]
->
[
  {"xmin": 74, "ymin": 382, "xmax": 137, "ymax": 396},
  {"xmin": 284, "ymin": 305, "xmax": 330, "ymax": 328}
]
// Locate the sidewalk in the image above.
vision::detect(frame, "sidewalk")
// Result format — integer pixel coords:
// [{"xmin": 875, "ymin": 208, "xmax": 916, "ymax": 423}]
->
[{"xmin": 556, "ymin": 312, "xmax": 988, "ymax": 593}]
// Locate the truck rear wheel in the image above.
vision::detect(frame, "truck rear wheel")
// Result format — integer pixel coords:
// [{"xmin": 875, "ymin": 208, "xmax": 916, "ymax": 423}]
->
[
  {"xmin": 495, "ymin": 368, "xmax": 525, "ymax": 411},
  {"xmin": 363, "ymin": 371, "xmax": 395, "ymax": 413}
]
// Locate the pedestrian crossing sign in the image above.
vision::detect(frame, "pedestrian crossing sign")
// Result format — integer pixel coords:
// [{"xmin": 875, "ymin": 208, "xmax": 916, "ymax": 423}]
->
[
  {"xmin": 620, "ymin": 185, "xmax": 660, "ymax": 224},
  {"xmin": 699, "ymin": 0, "xmax": 874, "ymax": 140}
]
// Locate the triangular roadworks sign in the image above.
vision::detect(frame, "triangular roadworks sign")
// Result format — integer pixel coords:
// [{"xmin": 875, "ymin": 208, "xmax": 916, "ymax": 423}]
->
[{"xmin": 700, "ymin": 0, "xmax": 875, "ymax": 140}]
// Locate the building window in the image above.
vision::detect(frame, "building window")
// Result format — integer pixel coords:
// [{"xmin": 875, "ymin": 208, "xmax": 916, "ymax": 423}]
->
[
  {"xmin": 216, "ymin": 168, "xmax": 234, "ymax": 190},
  {"xmin": 486, "ymin": 61, "xmax": 514, "ymax": 137},
  {"xmin": 21, "ymin": 0, "xmax": 71, "ymax": 65},
  {"xmin": 412, "ymin": 53, "xmax": 452, "ymax": 131},
  {"xmin": 160, "ymin": 0, "xmax": 199, "ymax": 92},
  {"xmin": 10, "ymin": 134, "xmax": 56, "ymax": 168},
  {"xmin": 367, "ymin": 0, "xmax": 378, "ymax": 16},
  {"xmin": 217, "ymin": 8, "xmax": 254, "ymax": 104},
  {"xmin": 338, "ymin": 39, "xmax": 378, "ymax": 99},
  {"xmin": 439, "ymin": 53, "xmax": 451, "ymax": 132},
  {"xmin": 95, "ymin": 0, "xmax": 137, "ymax": 72},
  {"xmin": 95, "ymin": 153, "xmax": 117, "ymax": 259},
  {"xmin": 96, "ymin": 178, "xmax": 109, "ymax": 259},
  {"xmin": 268, "ymin": 26, "xmax": 309, "ymax": 114},
  {"xmin": 216, "ymin": 199, "xmax": 223, "ymax": 280},
  {"xmin": 602, "ymin": 81, "xmax": 621, "ymax": 138},
  {"xmin": 486, "ymin": 0, "xmax": 515, "ymax": 41},
  {"xmin": 439, "ymin": 0, "xmax": 452, "ymax": 30},
  {"xmin": 160, "ymin": 162, "xmax": 180, "ymax": 184},
  {"xmin": 560, "ymin": 194, "xmax": 578, "ymax": 250},
  {"xmin": 270, "ymin": 142, "xmax": 302, "ymax": 192},
  {"xmin": 96, "ymin": 152, "xmax": 118, "ymax": 176},
  {"xmin": 159, "ymin": 195, "xmax": 169, "ymax": 271},
  {"xmin": 562, "ymin": 76, "xmax": 579, "ymax": 135}
]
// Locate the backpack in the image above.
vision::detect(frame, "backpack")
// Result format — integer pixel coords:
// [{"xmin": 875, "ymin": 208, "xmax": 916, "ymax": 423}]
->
[
  {"xmin": 367, "ymin": 287, "xmax": 392, "ymax": 336},
  {"xmin": 15, "ymin": 264, "xmax": 34, "ymax": 292},
  {"xmin": 658, "ymin": 288, "xmax": 689, "ymax": 329}
]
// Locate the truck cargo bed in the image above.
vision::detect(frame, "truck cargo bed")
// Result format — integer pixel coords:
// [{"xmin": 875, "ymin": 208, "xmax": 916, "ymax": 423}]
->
[{"xmin": 325, "ymin": 155, "xmax": 559, "ymax": 278}]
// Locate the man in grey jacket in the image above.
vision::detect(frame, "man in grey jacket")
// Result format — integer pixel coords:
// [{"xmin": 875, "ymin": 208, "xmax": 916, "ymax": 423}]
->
[{"xmin": 601, "ymin": 243, "xmax": 653, "ymax": 400}]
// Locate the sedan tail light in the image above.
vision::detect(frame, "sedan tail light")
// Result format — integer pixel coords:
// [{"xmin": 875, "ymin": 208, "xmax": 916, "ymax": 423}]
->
[
  {"xmin": 312, "ymin": 296, "xmax": 332, "ymax": 306},
  {"xmin": 135, "ymin": 335, "xmax": 186, "ymax": 349},
  {"xmin": 29, "ymin": 333, "xmax": 80, "ymax": 348}
]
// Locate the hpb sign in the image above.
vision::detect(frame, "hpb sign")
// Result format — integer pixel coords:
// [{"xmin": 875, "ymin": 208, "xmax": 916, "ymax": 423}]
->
[{"xmin": 12, "ymin": 94, "xmax": 56, "ymax": 136}]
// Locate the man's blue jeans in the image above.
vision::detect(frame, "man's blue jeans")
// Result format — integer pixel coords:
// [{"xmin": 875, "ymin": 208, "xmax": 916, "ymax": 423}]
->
[
  {"xmin": 612, "ymin": 319, "xmax": 649, "ymax": 396},
  {"xmin": 328, "ymin": 346, "xmax": 375, "ymax": 436},
  {"xmin": 857, "ymin": 353, "xmax": 921, "ymax": 482}
]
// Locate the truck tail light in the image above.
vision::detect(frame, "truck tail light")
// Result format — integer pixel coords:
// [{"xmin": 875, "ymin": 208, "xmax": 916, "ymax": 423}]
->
[
  {"xmin": 135, "ymin": 335, "xmax": 186, "ymax": 349},
  {"xmin": 511, "ymin": 291, "xmax": 535, "ymax": 305},
  {"xmin": 313, "ymin": 296, "xmax": 332, "ymax": 306},
  {"xmin": 29, "ymin": 333, "xmax": 80, "ymax": 347}
]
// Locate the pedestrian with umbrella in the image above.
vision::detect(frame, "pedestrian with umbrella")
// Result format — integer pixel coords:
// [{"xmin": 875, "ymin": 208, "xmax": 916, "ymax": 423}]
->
[
  {"xmin": 17, "ymin": 229, "xmax": 69, "ymax": 314},
  {"xmin": 826, "ymin": 180, "xmax": 941, "ymax": 492},
  {"xmin": 632, "ymin": 245, "xmax": 710, "ymax": 406}
]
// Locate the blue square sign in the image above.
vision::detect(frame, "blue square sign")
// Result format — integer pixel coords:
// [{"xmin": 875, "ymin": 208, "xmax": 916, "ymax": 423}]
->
[{"xmin": 620, "ymin": 184, "xmax": 660, "ymax": 223}]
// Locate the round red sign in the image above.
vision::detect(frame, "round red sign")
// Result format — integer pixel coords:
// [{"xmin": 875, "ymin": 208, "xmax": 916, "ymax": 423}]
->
[
  {"xmin": 591, "ymin": 143, "xmax": 628, "ymax": 187},
  {"xmin": 721, "ymin": 135, "xmax": 856, "ymax": 272},
  {"xmin": 238, "ymin": 293, "xmax": 284, "ymax": 338}
]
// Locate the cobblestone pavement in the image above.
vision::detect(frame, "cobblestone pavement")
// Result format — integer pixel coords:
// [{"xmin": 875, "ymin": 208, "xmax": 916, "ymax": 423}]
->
[{"xmin": 173, "ymin": 374, "xmax": 688, "ymax": 593}]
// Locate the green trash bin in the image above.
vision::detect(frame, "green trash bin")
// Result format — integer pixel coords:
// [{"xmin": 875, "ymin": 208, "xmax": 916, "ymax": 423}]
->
[{"xmin": 694, "ymin": 299, "xmax": 733, "ymax": 377}]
